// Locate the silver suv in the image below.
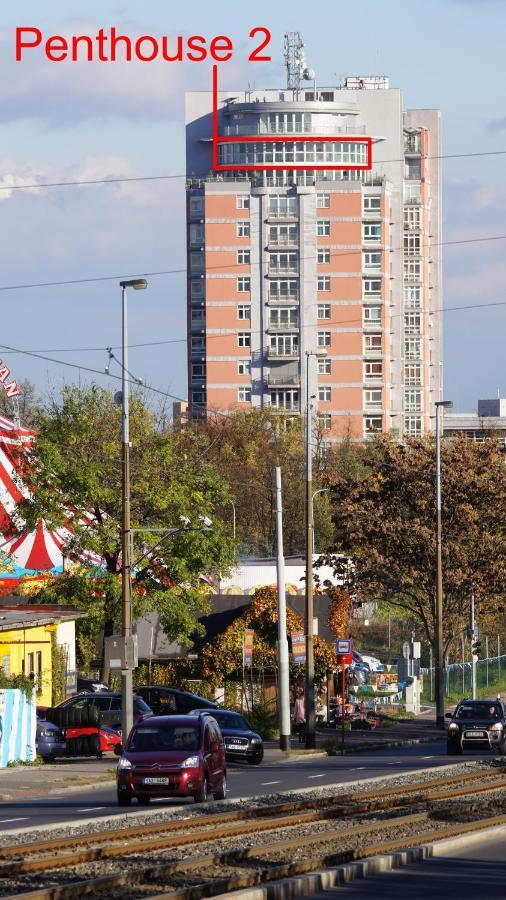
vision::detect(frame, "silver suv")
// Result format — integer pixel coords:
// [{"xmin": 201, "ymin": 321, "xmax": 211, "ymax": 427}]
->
[{"xmin": 446, "ymin": 699, "xmax": 506, "ymax": 754}]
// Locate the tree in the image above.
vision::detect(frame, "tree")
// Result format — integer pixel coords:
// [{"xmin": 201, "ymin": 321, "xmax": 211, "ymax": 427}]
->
[
  {"xmin": 18, "ymin": 384, "xmax": 235, "ymax": 676},
  {"xmin": 0, "ymin": 378, "xmax": 41, "ymax": 426},
  {"xmin": 189, "ymin": 410, "xmax": 335, "ymax": 556},
  {"xmin": 319, "ymin": 434, "xmax": 506, "ymax": 654}
]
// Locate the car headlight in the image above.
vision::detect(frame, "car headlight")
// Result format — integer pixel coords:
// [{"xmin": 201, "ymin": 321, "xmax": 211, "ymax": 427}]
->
[
  {"xmin": 39, "ymin": 729, "xmax": 57, "ymax": 738},
  {"xmin": 117, "ymin": 757, "xmax": 132, "ymax": 769},
  {"xmin": 448, "ymin": 723, "xmax": 459, "ymax": 730},
  {"xmin": 181, "ymin": 755, "xmax": 200, "ymax": 768},
  {"xmin": 250, "ymin": 737, "xmax": 260, "ymax": 744},
  {"xmin": 490, "ymin": 722, "xmax": 503, "ymax": 732}
]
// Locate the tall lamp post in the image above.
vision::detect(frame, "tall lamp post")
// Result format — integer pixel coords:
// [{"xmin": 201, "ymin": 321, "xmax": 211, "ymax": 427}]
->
[
  {"xmin": 435, "ymin": 398, "xmax": 452, "ymax": 728},
  {"xmin": 119, "ymin": 277, "xmax": 147, "ymax": 740},
  {"xmin": 304, "ymin": 348, "xmax": 327, "ymax": 749}
]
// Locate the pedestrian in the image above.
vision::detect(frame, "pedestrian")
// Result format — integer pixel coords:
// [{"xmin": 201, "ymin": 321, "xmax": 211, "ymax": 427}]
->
[{"xmin": 293, "ymin": 688, "xmax": 306, "ymax": 743}]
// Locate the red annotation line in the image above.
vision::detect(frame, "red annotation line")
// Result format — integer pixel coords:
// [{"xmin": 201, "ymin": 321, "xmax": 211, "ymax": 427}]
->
[{"xmin": 211, "ymin": 64, "xmax": 373, "ymax": 172}]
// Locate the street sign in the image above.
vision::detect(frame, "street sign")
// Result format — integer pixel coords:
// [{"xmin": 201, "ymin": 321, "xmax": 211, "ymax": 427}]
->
[
  {"xmin": 412, "ymin": 641, "xmax": 421, "ymax": 659},
  {"xmin": 291, "ymin": 631, "xmax": 306, "ymax": 665},
  {"xmin": 243, "ymin": 629, "xmax": 254, "ymax": 667},
  {"xmin": 336, "ymin": 638, "xmax": 352, "ymax": 666},
  {"xmin": 402, "ymin": 641, "xmax": 411, "ymax": 660}
]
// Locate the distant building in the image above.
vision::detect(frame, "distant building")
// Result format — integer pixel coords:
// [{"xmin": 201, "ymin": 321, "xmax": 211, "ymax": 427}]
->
[
  {"xmin": 172, "ymin": 400, "xmax": 189, "ymax": 431},
  {"xmin": 444, "ymin": 399, "xmax": 506, "ymax": 442},
  {"xmin": 185, "ymin": 33, "xmax": 442, "ymax": 442}
]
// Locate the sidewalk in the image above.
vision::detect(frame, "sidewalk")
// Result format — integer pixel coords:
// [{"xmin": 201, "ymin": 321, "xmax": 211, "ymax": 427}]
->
[{"xmin": 0, "ymin": 713, "xmax": 445, "ymax": 803}]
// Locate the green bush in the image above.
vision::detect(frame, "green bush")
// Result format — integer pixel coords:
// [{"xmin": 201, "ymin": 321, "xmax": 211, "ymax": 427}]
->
[{"xmin": 238, "ymin": 699, "xmax": 279, "ymax": 740}]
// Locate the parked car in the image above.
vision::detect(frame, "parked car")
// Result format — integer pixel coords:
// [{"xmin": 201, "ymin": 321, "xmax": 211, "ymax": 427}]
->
[
  {"xmin": 76, "ymin": 677, "xmax": 109, "ymax": 693},
  {"xmin": 446, "ymin": 699, "xmax": 506, "ymax": 755},
  {"xmin": 36, "ymin": 718, "xmax": 66, "ymax": 762},
  {"xmin": 65, "ymin": 724, "xmax": 122, "ymax": 758},
  {"xmin": 115, "ymin": 714, "xmax": 227, "ymax": 806},
  {"xmin": 190, "ymin": 708, "xmax": 263, "ymax": 765},
  {"xmin": 44, "ymin": 692, "xmax": 153, "ymax": 731},
  {"xmin": 135, "ymin": 685, "xmax": 218, "ymax": 717}
]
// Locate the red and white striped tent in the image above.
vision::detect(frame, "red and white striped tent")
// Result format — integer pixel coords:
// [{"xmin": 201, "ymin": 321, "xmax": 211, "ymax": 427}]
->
[{"xmin": 0, "ymin": 415, "xmax": 98, "ymax": 577}]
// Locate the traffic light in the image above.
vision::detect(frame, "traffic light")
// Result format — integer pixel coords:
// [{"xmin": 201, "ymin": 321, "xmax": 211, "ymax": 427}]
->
[{"xmin": 472, "ymin": 638, "xmax": 482, "ymax": 658}]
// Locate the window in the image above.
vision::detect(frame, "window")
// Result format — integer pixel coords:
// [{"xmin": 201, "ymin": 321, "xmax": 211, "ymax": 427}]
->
[
  {"xmin": 317, "ymin": 193, "xmax": 330, "ymax": 208},
  {"xmin": 404, "ymin": 182, "xmax": 421, "ymax": 202},
  {"xmin": 190, "ymin": 280, "xmax": 204, "ymax": 299},
  {"xmin": 364, "ymin": 361, "xmax": 383, "ymax": 381},
  {"xmin": 363, "ymin": 223, "xmax": 381, "ymax": 242},
  {"xmin": 269, "ymin": 280, "xmax": 298, "ymax": 301},
  {"xmin": 236, "ymin": 195, "xmax": 250, "ymax": 209},
  {"xmin": 405, "ymin": 363, "xmax": 422, "ymax": 386},
  {"xmin": 268, "ymin": 196, "xmax": 298, "ymax": 217},
  {"xmin": 270, "ymin": 390, "xmax": 299, "ymax": 410},
  {"xmin": 269, "ymin": 307, "xmax": 297, "ymax": 328},
  {"xmin": 404, "ymin": 312, "xmax": 421, "ymax": 334},
  {"xmin": 191, "ymin": 336, "xmax": 205, "ymax": 352},
  {"xmin": 404, "ymin": 206, "xmax": 422, "ymax": 229},
  {"xmin": 404, "ymin": 286, "xmax": 422, "ymax": 307},
  {"xmin": 364, "ymin": 279, "xmax": 381, "ymax": 294},
  {"xmin": 405, "ymin": 337, "xmax": 422, "ymax": 360},
  {"xmin": 190, "ymin": 252, "xmax": 204, "ymax": 273},
  {"xmin": 318, "ymin": 276, "xmax": 331, "ymax": 292},
  {"xmin": 318, "ymin": 249, "xmax": 330, "ymax": 264},
  {"xmin": 363, "ymin": 252, "xmax": 381, "ymax": 269},
  {"xmin": 28, "ymin": 652, "xmax": 34, "ymax": 675},
  {"xmin": 261, "ymin": 111, "xmax": 310, "ymax": 133},
  {"xmin": 365, "ymin": 415, "xmax": 382, "ymax": 434},
  {"xmin": 237, "ymin": 222, "xmax": 251, "ymax": 238},
  {"xmin": 404, "ymin": 415, "xmax": 423, "ymax": 436},
  {"xmin": 237, "ymin": 276, "xmax": 251, "ymax": 292},
  {"xmin": 404, "ymin": 234, "xmax": 421, "ymax": 255},
  {"xmin": 270, "ymin": 252, "xmax": 298, "ymax": 273},
  {"xmin": 363, "ymin": 196, "xmax": 381, "ymax": 212},
  {"xmin": 405, "ymin": 158, "xmax": 421, "ymax": 180},
  {"xmin": 237, "ymin": 249, "xmax": 250, "ymax": 265},
  {"xmin": 237, "ymin": 304, "xmax": 251, "ymax": 320},
  {"xmin": 237, "ymin": 359, "xmax": 251, "ymax": 375},
  {"xmin": 238, "ymin": 332, "xmax": 251, "ymax": 348},
  {"xmin": 318, "ymin": 331, "xmax": 331, "ymax": 347},
  {"xmin": 189, "ymin": 223, "xmax": 204, "ymax": 245},
  {"xmin": 404, "ymin": 259, "xmax": 422, "ymax": 281},
  {"xmin": 318, "ymin": 414, "xmax": 332, "ymax": 430},
  {"xmin": 365, "ymin": 334, "xmax": 382, "ymax": 353},
  {"xmin": 238, "ymin": 386, "xmax": 251, "ymax": 402},
  {"xmin": 192, "ymin": 391, "xmax": 205, "ymax": 405},
  {"xmin": 191, "ymin": 363, "xmax": 206, "ymax": 379},
  {"xmin": 364, "ymin": 305, "xmax": 381, "ymax": 324},
  {"xmin": 405, "ymin": 389, "xmax": 422, "ymax": 412},
  {"xmin": 364, "ymin": 389, "xmax": 382, "ymax": 409},
  {"xmin": 191, "ymin": 309, "xmax": 204, "ymax": 325},
  {"xmin": 269, "ymin": 334, "xmax": 298, "ymax": 356},
  {"xmin": 318, "ymin": 386, "xmax": 331, "ymax": 402},
  {"xmin": 1, "ymin": 655, "xmax": 9, "ymax": 676},
  {"xmin": 320, "ymin": 91, "xmax": 334, "ymax": 102},
  {"xmin": 269, "ymin": 224, "xmax": 297, "ymax": 246},
  {"xmin": 189, "ymin": 195, "xmax": 204, "ymax": 216},
  {"xmin": 317, "ymin": 220, "xmax": 331, "ymax": 236},
  {"xmin": 317, "ymin": 303, "xmax": 331, "ymax": 319},
  {"xmin": 318, "ymin": 358, "xmax": 331, "ymax": 374}
]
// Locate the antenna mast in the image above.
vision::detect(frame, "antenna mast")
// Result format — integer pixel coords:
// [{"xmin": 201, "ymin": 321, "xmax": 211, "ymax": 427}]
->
[{"xmin": 283, "ymin": 32, "xmax": 315, "ymax": 100}]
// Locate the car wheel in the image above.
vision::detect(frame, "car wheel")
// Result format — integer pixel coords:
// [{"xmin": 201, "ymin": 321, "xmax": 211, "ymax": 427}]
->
[
  {"xmin": 117, "ymin": 791, "xmax": 131, "ymax": 806},
  {"xmin": 138, "ymin": 795, "xmax": 150, "ymax": 805},
  {"xmin": 194, "ymin": 778, "xmax": 209, "ymax": 804},
  {"xmin": 447, "ymin": 741, "xmax": 462, "ymax": 754},
  {"xmin": 247, "ymin": 751, "xmax": 264, "ymax": 765},
  {"xmin": 213, "ymin": 776, "xmax": 227, "ymax": 800}
]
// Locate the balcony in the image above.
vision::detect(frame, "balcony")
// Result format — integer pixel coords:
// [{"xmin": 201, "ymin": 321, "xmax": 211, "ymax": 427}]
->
[
  {"xmin": 267, "ymin": 236, "xmax": 299, "ymax": 249},
  {"xmin": 266, "ymin": 373, "xmax": 300, "ymax": 388},
  {"xmin": 223, "ymin": 123, "xmax": 367, "ymax": 137},
  {"xmin": 267, "ymin": 322, "xmax": 298, "ymax": 333},
  {"xmin": 265, "ymin": 399, "xmax": 301, "ymax": 412},
  {"xmin": 267, "ymin": 293, "xmax": 299, "ymax": 304},
  {"xmin": 266, "ymin": 209, "xmax": 299, "ymax": 221},
  {"xmin": 268, "ymin": 265, "xmax": 299, "ymax": 277},
  {"xmin": 267, "ymin": 346, "xmax": 299, "ymax": 361}
]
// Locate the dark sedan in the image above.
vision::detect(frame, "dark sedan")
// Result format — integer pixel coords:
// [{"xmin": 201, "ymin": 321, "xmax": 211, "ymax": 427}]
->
[
  {"xmin": 36, "ymin": 718, "xmax": 66, "ymax": 761},
  {"xmin": 190, "ymin": 708, "xmax": 263, "ymax": 765}
]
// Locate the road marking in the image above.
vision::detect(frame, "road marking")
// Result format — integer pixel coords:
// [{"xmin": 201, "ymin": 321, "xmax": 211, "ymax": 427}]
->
[
  {"xmin": 307, "ymin": 774, "xmax": 327, "ymax": 779},
  {"xmin": 422, "ymin": 755, "xmax": 434, "ymax": 759},
  {"xmin": 350, "ymin": 766, "xmax": 366, "ymax": 770},
  {"xmin": 387, "ymin": 761, "xmax": 400, "ymax": 765},
  {"xmin": 261, "ymin": 781, "xmax": 281, "ymax": 786},
  {"xmin": 0, "ymin": 817, "xmax": 29, "ymax": 823},
  {"xmin": 77, "ymin": 806, "xmax": 107, "ymax": 812}
]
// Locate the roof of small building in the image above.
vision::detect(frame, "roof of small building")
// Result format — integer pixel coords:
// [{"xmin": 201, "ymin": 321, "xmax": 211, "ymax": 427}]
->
[{"xmin": 0, "ymin": 601, "xmax": 85, "ymax": 632}]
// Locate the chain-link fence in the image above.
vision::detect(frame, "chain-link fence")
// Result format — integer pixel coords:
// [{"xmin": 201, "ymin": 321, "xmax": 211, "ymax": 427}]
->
[{"xmin": 421, "ymin": 652, "xmax": 506, "ymax": 703}]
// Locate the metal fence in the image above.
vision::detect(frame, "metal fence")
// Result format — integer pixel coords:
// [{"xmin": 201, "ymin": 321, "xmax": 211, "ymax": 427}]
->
[{"xmin": 421, "ymin": 651, "xmax": 506, "ymax": 703}]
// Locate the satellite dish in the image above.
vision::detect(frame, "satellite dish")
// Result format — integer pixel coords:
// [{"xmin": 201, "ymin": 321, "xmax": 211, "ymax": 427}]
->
[{"xmin": 303, "ymin": 67, "xmax": 316, "ymax": 81}]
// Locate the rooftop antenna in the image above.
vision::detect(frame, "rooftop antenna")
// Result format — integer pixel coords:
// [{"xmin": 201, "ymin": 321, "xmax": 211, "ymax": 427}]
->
[{"xmin": 284, "ymin": 32, "xmax": 315, "ymax": 100}]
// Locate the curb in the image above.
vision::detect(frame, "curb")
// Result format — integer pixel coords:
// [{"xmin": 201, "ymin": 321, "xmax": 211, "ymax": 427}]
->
[
  {"xmin": 328, "ymin": 734, "xmax": 444, "ymax": 755},
  {"xmin": 212, "ymin": 823, "xmax": 506, "ymax": 900}
]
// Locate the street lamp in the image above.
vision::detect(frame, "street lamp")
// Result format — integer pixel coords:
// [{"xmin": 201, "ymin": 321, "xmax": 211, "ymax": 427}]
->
[
  {"xmin": 435, "ymin": 398, "xmax": 452, "ymax": 728},
  {"xmin": 119, "ymin": 277, "xmax": 147, "ymax": 740},
  {"xmin": 304, "ymin": 348, "xmax": 327, "ymax": 749}
]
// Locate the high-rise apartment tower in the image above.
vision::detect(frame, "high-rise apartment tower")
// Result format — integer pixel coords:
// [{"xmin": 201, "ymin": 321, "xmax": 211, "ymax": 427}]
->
[{"xmin": 186, "ymin": 36, "xmax": 442, "ymax": 442}]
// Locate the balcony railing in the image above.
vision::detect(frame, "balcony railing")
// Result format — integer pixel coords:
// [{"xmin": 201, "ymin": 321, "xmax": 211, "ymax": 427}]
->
[
  {"xmin": 267, "ymin": 322, "xmax": 298, "ymax": 332},
  {"xmin": 267, "ymin": 346, "xmax": 299, "ymax": 360},
  {"xmin": 223, "ymin": 123, "xmax": 367, "ymax": 137},
  {"xmin": 268, "ymin": 265, "xmax": 299, "ymax": 276},
  {"xmin": 266, "ymin": 374, "xmax": 300, "ymax": 388},
  {"xmin": 267, "ymin": 210, "xmax": 299, "ymax": 220},
  {"xmin": 265, "ymin": 399, "xmax": 301, "ymax": 412},
  {"xmin": 267, "ymin": 293, "xmax": 299, "ymax": 304},
  {"xmin": 267, "ymin": 236, "xmax": 299, "ymax": 248}
]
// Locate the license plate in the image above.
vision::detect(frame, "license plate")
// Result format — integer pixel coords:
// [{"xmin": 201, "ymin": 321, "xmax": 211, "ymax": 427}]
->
[
  {"xmin": 466, "ymin": 731, "xmax": 485, "ymax": 738},
  {"xmin": 143, "ymin": 777, "xmax": 169, "ymax": 785}
]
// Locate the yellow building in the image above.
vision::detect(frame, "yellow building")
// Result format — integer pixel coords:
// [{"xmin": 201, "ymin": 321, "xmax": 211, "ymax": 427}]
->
[{"xmin": 0, "ymin": 605, "xmax": 84, "ymax": 707}]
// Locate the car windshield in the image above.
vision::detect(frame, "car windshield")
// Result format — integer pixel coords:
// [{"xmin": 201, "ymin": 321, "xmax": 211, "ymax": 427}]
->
[
  {"xmin": 211, "ymin": 713, "xmax": 250, "ymax": 731},
  {"xmin": 456, "ymin": 703, "xmax": 501, "ymax": 720},
  {"xmin": 129, "ymin": 726, "xmax": 200, "ymax": 752}
]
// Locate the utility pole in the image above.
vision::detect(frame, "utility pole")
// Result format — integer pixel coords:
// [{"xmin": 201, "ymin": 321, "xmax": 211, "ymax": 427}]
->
[
  {"xmin": 471, "ymin": 589, "xmax": 477, "ymax": 700},
  {"xmin": 275, "ymin": 466, "xmax": 291, "ymax": 751},
  {"xmin": 119, "ymin": 278, "xmax": 147, "ymax": 740},
  {"xmin": 435, "ymin": 399, "xmax": 452, "ymax": 727}
]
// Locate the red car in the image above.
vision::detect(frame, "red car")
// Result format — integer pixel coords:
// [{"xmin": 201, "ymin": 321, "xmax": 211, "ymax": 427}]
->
[
  {"xmin": 116, "ymin": 714, "xmax": 227, "ymax": 806},
  {"xmin": 66, "ymin": 725, "xmax": 122, "ymax": 758}
]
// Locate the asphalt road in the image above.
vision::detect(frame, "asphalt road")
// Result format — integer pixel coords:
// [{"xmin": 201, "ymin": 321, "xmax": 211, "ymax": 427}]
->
[
  {"xmin": 303, "ymin": 833, "xmax": 506, "ymax": 899},
  {"xmin": 0, "ymin": 740, "xmax": 493, "ymax": 833}
]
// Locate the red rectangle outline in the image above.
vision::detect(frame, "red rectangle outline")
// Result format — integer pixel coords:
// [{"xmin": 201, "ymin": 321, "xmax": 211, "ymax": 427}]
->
[{"xmin": 212, "ymin": 64, "xmax": 373, "ymax": 172}]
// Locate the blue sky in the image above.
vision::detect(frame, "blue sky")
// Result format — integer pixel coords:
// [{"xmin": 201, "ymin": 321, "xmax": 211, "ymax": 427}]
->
[{"xmin": 1, "ymin": 0, "xmax": 506, "ymax": 412}]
